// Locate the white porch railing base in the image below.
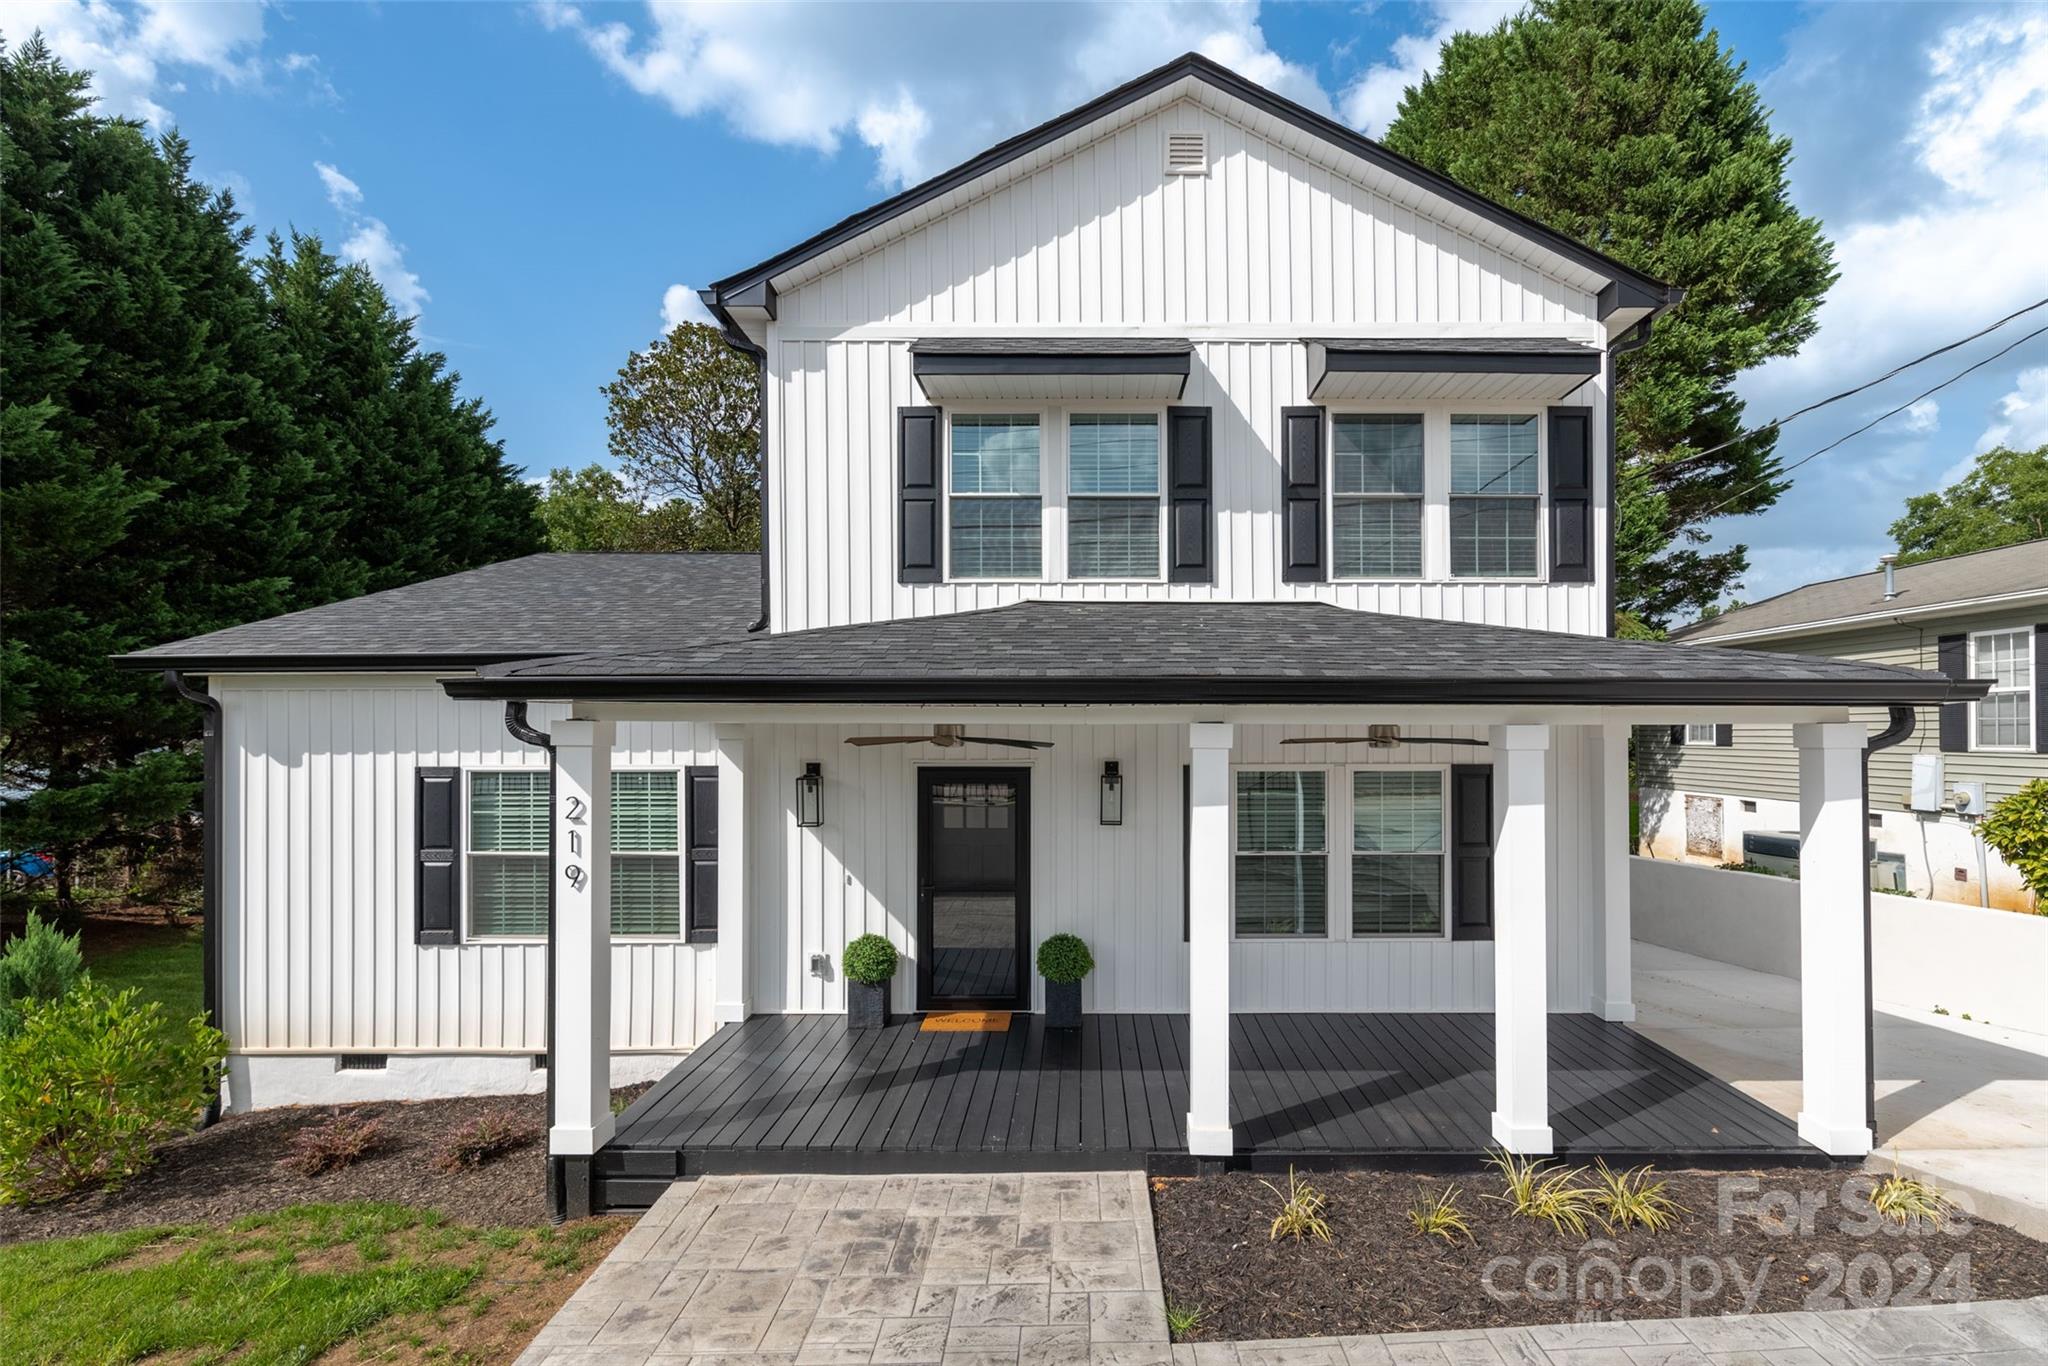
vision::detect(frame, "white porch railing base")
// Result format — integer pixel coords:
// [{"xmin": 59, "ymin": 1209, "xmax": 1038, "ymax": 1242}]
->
[
  {"xmin": 1489, "ymin": 1116, "xmax": 1555, "ymax": 1154},
  {"xmin": 549, "ymin": 1114, "xmax": 616, "ymax": 1158},
  {"xmin": 1186, "ymin": 1120, "xmax": 1234, "ymax": 1157},
  {"xmin": 1798, "ymin": 1115, "xmax": 1874, "ymax": 1158}
]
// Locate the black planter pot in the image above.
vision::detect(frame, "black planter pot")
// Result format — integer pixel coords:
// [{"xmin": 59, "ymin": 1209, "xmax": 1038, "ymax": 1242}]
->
[
  {"xmin": 1044, "ymin": 979, "xmax": 1082, "ymax": 1029},
  {"xmin": 847, "ymin": 980, "xmax": 890, "ymax": 1030}
]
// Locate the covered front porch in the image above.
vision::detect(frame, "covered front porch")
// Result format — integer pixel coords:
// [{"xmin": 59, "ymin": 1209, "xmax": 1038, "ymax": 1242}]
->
[{"xmin": 588, "ymin": 1009, "xmax": 1808, "ymax": 1210}]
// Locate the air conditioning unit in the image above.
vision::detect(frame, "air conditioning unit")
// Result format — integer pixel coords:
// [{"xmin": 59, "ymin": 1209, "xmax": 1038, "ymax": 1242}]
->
[
  {"xmin": 1742, "ymin": 830, "xmax": 1800, "ymax": 874},
  {"xmin": 1870, "ymin": 854, "xmax": 1907, "ymax": 893}
]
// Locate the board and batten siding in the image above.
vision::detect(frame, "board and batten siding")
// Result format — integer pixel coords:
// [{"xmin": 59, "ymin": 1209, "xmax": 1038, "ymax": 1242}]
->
[
  {"xmin": 1641, "ymin": 612, "xmax": 2047, "ymax": 808},
  {"xmin": 218, "ymin": 678, "xmax": 719, "ymax": 1056},
  {"xmin": 766, "ymin": 338, "xmax": 1607, "ymax": 634}
]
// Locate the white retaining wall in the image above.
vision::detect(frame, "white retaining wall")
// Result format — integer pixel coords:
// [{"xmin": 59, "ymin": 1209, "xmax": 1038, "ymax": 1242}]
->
[{"xmin": 1631, "ymin": 855, "xmax": 2048, "ymax": 1036}]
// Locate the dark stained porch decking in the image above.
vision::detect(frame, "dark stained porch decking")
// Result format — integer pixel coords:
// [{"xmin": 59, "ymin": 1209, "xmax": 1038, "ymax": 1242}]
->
[{"xmin": 596, "ymin": 1011, "xmax": 1811, "ymax": 1208}]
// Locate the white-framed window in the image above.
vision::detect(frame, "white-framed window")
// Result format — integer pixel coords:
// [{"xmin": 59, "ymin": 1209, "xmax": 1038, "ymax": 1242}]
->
[
  {"xmin": 1332, "ymin": 414, "xmax": 1425, "ymax": 578},
  {"xmin": 1971, "ymin": 628, "xmax": 2034, "ymax": 751},
  {"xmin": 611, "ymin": 770, "xmax": 682, "ymax": 937},
  {"xmin": 1232, "ymin": 769, "xmax": 1328, "ymax": 937},
  {"xmin": 467, "ymin": 769, "xmax": 549, "ymax": 939},
  {"xmin": 948, "ymin": 412, "xmax": 1042, "ymax": 579},
  {"xmin": 1449, "ymin": 413, "xmax": 1542, "ymax": 578},
  {"xmin": 1067, "ymin": 413, "xmax": 1162, "ymax": 579},
  {"xmin": 1682, "ymin": 723, "xmax": 1719, "ymax": 746},
  {"xmin": 1349, "ymin": 768, "xmax": 1448, "ymax": 937}
]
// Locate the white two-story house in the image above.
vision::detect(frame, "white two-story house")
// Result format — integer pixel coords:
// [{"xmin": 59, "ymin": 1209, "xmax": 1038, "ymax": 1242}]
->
[{"xmin": 127, "ymin": 54, "xmax": 1980, "ymax": 1217}]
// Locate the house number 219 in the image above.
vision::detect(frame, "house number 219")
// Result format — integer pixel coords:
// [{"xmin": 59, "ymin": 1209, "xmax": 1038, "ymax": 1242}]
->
[{"xmin": 563, "ymin": 793, "xmax": 588, "ymax": 890}]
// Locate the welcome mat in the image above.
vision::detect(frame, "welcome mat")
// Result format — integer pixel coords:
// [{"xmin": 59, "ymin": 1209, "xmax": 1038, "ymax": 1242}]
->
[{"xmin": 921, "ymin": 1011, "xmax": 1011, "ymax": 1032}]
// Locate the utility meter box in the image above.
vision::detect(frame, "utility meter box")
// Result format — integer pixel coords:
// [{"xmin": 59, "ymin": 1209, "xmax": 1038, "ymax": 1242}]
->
[
  {"xmin": 1954, "ymin": 781, "xmax": 1988, "ymax": 817},
  {"xmin": 1911, "ymin": 754, "xmax": 1945, "ymax": 812}
]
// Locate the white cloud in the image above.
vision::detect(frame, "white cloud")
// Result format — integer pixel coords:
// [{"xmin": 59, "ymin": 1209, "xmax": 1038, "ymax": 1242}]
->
[
  {"xmin": 1980, "ymin": 365, "xmax": 2048, "ymax": 452},
  {"xmin": 314, "ymin": 160, "xmax": 362, "ymax": 209},
  {"xmin": 660, "ymin": 284, "xmax": 716, "ymax": 330},
  {"xmin": 2, "ymin": 0, "xmax": 279, "ymax": 126},
  {"xmin": 537, "ymin": 0, "xmax": 1328, "ymax": 188},
  {"xmin": 1901, "ymin": 398, "xmax": 1941, "ymax": 434},
  {"xmin": 313, "ymin": 162, "xmax": 429, "ymax": 318},
  {"xmin": 1337, "ymin": 1, "xmax": 1520, "ymax": 135}
]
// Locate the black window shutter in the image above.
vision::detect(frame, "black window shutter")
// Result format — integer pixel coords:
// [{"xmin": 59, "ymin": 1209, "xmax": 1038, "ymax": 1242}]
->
[
  {"xmin": 1280, "ymin": 406, "xmax": 1325, "ymax": 583},
  {"xmin": 2037, "ymin": 625, "xmax": 2047, "ymax": 755},
  {"xmin": 1181, "ymin": 763, "xmax": 1191, "ymax": 942},
  {"xmin": 1937, "ymin": 634, "xmax": 1969, "ymax": 752},
  {"xmin": 1166, "ymin": 407, "xmax": 1213, "ymax": 584},
  {"xmin": 1449, "ymin": 764, "xmax": 1494, "ymax": 942},
  {"xmin": 898, "ymin": 406, "xmax": 943, "ymax": 584},
  {"xmin": 1547, "ymin": 406, "xmax": 1594, "ymax": 583},
  {"xmin": 684, "ymin": 765, "xmax": 719, "ymax": 943},
  {"xmin": 1715, "ymin": 723, "xmax": 1733, "ymax": 747},
  {"xmin": 1667, "ymin": 725, "xmax": 1685, "ymax": 747},
  {"xmin": 416, "ymin": 766, "xmax": 460, "ymax": 946}
]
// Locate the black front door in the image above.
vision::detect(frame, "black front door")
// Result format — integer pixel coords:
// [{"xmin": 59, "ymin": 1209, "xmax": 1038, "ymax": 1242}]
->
[{"xmin": 917, "ymin": 767, "xmax": 1029, "ymax": 1010}]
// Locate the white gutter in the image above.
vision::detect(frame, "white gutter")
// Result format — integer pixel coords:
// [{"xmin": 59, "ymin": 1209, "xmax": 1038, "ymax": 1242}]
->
[{"xmin": 1680, "ymin": 587, "xmax": 2048, "ymax": 647}]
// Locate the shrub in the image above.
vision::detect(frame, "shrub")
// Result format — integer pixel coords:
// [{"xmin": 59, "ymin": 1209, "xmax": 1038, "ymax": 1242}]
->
[
  {"xmin": 1981, "ymin": 779, "xmax": 2048, "ymax": 908},
  {"xmin": 842, "ymin": 934, "xmax": 899, "ymax": 985},
  {"xmin": 287, "ymin": 1110, "xmax": 385, "ymax": 1176},
  {"xmin": 0, "ymin": 912, "xmax": 85, "ymax": 1039},
  {"xmin": 0, "ymin": 981, "xmax": 225, "ymax": 1204},
  {"xmin": 1259, "ymin": 1166, "xmax": 1332, "ymax": 1243},
  {"xmin": 1407, "ymin": 1183, "xmax": 1473, "ymax": 1242},
  {"xmin": 1590, "ymin": 1161, "xmax": 1685, "ymax": 1232},
  {"xmin": 1483, "ymin": 1148, "xmax": 1601, "ymax": 1237},
  {"xmin": 1165, "ymin": 1303, "xmax": 1204, "ymax": 1339},
  {"xmin": 1035, "ymin": 933, "xmax": 1094, "ymax": 984},
  {"xmin": 435, "ymin": 1109, "xmax": 542, "ymax": 1172},
  {"xmin": 1870, "ymin": 1167, "xmax": 1955, "ymax": 1228}
]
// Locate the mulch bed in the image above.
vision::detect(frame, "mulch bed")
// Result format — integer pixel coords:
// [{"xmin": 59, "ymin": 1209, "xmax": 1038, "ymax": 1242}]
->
[
  {"xmin": 1151, "ymin": 1167, "xmax": 2048, "ymax": 1340},
  {"xmin": 0, "ymin": 1087, "xmax": 644, "ymax": 1244}
]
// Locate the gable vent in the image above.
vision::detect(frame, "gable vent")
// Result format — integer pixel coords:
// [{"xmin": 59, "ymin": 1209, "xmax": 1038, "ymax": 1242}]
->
[{"xmin": 1165, "ymin": 131, "xmax": 1208, "ymax": 176}]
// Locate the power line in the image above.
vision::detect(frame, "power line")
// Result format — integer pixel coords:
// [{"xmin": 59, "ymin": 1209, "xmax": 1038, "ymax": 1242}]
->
[
  {"xmin": 1667, "ymin": 295, "xmax": 2048, "ymax": 471},
  {"xmin": 1700, "ymin": 320, "xmax": 2048, "ymax": 521}
]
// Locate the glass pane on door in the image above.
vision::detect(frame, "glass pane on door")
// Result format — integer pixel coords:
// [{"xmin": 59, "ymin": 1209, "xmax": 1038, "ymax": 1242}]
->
[{"xmin": 926, "ymin": 777, "xmax": 1022, "ymax": 1004}]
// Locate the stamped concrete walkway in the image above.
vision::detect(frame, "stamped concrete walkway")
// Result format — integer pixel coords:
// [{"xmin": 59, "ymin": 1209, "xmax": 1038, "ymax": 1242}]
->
[
  {"xmin": 521, "ymin": 1173, "xmax": 2048, "ymax": 1366},
  {"xmin": 517, "ymin": 1171, "xmax": 1169, "ymax": 1366}
]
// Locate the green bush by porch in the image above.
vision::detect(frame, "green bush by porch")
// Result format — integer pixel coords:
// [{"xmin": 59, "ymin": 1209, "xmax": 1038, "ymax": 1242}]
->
[
  {"xmin": 1035, "ymin": 933, "xmax": 1095, "ymax": 983},
  {"xmin": 843, "ymin": 934, "xmax": 899, "ymax": 985}
]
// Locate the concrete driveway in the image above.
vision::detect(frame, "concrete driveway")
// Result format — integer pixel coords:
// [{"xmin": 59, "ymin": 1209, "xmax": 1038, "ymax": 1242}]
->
[{"xmin": 1632, "ymin": 941, "xmax": 2048, "ymax": 1238}]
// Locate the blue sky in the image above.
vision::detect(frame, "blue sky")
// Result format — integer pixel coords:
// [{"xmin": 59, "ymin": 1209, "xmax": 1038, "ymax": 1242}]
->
[{"xmin": 9, "ymin": 1, "xmax": 2045, "ymax": 614}]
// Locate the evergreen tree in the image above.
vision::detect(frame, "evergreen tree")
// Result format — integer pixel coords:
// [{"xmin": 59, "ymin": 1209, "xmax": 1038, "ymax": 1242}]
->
[
  {"xmin": 1384, "ymin": 0, "xmax": 1837, "ymax": 631},
  {"xmin": 1890, "ymin": 445, "xmax": 2048, "ymax": 564}
]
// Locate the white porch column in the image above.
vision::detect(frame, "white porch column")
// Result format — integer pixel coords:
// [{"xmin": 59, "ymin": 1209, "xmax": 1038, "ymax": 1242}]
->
[
  {"xmin": 1590, "ymin": 721, "xmax": 1635, "ymax": 1022},
  {"xmin": 1490, "ymin": 723, "xmax": 1554, "ymax": 1154},
  {"xmin": 549, "ymin": 717, "xmax": 615, "ymax": 1160},
  {"xmin": 1185, "ymin": 722, "xmax": 1234, "ymax": 1157},
  {"xmin": 1794, "ymin": 721, "xmax": 1873, "ymax": 1157},
  {"xmin": 713, "ymin": 724, "xmax": 750, "ymax": 1025}
]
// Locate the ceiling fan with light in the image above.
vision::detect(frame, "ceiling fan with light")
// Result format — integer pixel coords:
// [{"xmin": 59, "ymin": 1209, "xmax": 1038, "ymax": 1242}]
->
[
  {"xmin": 844, "ymin": 724, "xmax": 1053, "ymax": 751},
  {"xmin": 1279, "ymin": 725, "xmax": 1486, "ymax": 749}
]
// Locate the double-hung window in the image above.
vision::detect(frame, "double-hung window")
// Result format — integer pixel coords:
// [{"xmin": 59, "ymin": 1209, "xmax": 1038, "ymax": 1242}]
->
[
  {"xmin": 1972, "ymin": 628, "xmax": 2034, "ymax": 751},
  {"xmin": 1067, "ymin": 414, "xmax": 1161, "ymax": 578},
  {"xmin": 1232, "ymin": 771, "xmax": 1327, "ymax": 936},
  {"xmin": 1332, "ymin": 415, "xmax": 1424, "ymax": 577},
  {"xmin": 612, "ymin": 771, "xmax": 682, "ymax": 936},
  {"xmin": 949, "ymin": 414, "xmax": 1042, "ymax": 579},
  {"xmin": 1350, "ymin": 770, "xmax": 1445, "ymax": 936},
  {"xmin": 1682, "ymin": 723, "xmax": 1719, "ymax": 746},
  {"xmin": 1449, "ymin": 414, "xmax": 1540, "ymax": 577},
  {"xmin": 468, "ymin": 770, "xmax": 549, "ymax": 938}
]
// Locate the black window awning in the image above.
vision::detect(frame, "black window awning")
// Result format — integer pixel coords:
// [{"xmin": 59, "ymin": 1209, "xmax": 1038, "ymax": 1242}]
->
[
  {"xmin": 1308, "ymin": 337, "xmax": 1602, "ymax": 402},
  {"xmin": 911, "ymin": 337, "xmax": 1192, "ymax": 401}
]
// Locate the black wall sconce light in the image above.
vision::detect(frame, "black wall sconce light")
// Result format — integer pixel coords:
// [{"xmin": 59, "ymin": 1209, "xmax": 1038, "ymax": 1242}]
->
[
  {"xmin": 796, "ymin": 762, "xmax": 823, "ymax": 827},
  {"xmin": 1100, "ymin": 760, "xmax": 1123, "ymax": 826}
]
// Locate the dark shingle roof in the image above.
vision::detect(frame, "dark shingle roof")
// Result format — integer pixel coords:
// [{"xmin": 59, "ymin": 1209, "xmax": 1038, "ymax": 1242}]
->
[
  {"xmin": 443, "ymin": 599, "xmax": 1976, "ymax": 707},
  {"xmin": 117, "ymin": 554, "xmax": 760, "ymax": 670},
  {"xmin": 1677, "ymin": 540, "xmax": 2048, "ymax": 642}
]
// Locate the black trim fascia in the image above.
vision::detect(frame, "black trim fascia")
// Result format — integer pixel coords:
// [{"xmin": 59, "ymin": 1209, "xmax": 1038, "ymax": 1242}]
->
[
  {"xmin": 703, "ymin": 52, "xmax": 1675, "ymax": 311},
  {"xmin": 912, "ymin": 353, "xmax": 1192, "ymax": 377},
  {"xmin": 442, "ymin": 673, "xmax": 1985, "ymax": 707},
  {"xmin": 1322, "ymin": 349, "xmax": 1601, "ymax": 377},
  {"xmin": 163, "ymin": 671, "xmax": 223, "ymax": 1128},
  {"xmin": 1597, "ymin": 279, "xmax": 1672, "ymax": 320}
]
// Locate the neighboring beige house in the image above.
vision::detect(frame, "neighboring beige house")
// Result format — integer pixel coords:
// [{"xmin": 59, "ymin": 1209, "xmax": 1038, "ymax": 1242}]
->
[{"xmin": 1640, "ymin": 540, "xmax": 2047, "ymax": 911}]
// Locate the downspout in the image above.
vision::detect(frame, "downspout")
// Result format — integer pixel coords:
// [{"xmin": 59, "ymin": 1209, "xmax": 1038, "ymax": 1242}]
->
[
  {"xmin": 163, "ymin": 670, "xmax": 224, "ymax": 1127},
  {"xmin": 1603, "ymin": 318, "xmax": 1657, "ymax": 639},
  {"xmin": 502, "ymin": 701, "xmax": 563, "ymax": 1220},
  {"xmin": 1863, "ymin": 704, "xmax": 1917, "ymax": 1142},
  {"xmin": 700, "ymin": 289, "xmax": 772, "ymax": 633}
]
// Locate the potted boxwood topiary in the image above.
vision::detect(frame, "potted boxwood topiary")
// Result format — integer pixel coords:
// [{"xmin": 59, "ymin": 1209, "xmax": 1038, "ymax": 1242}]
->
[
  {"xmin": 842, "ymin": 934, "xmax": 898, "ymax": 1030},
  {"xmin": 1036, "ymin": 933, "xmax": 1094, "ymax": 1029}
]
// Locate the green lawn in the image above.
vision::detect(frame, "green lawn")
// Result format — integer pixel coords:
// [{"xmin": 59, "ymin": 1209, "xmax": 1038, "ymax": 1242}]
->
[
  {"xmin": 83, "ymin": 923, "xmax": 203, "ymax": 1019},
  {"xmin": 0, "ymin": 1203, "xmax": 620, "ymax": 1366}
]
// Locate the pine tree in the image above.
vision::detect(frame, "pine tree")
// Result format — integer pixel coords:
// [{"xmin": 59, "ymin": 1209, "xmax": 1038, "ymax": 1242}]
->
[{"xmin": 1383, "ymin": 0, "xmax": 1837, "ymax": 631}]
